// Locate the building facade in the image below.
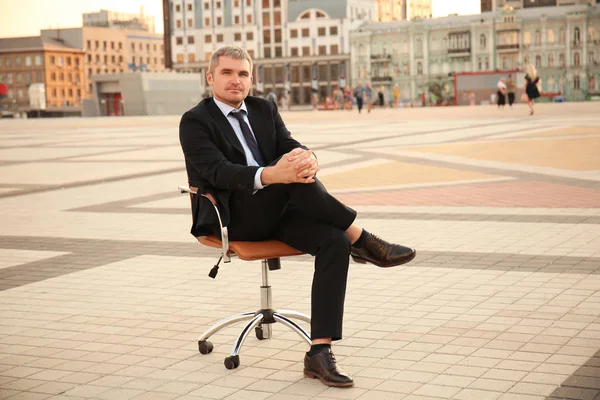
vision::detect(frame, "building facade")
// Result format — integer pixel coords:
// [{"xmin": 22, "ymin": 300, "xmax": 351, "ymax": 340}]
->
[
  {"xmin": 483, "ymin": 0, "xmax": 597, "ymax": 12},
  {"xmin": 375, "ymin": 0, "xmax": 432, "ymax": 21},
  {"xmin": 350, "ymin": 4, "xmax": 600, "ymax": 104},
  {"xmin": 166, "ymin": 0, "xmax": 378, "ymax": 105},
  {"xmin": 40, "ymin": 10, "xmax": 164, "ymax": 101},
  {"xmin": 0, "ymin": 36, "xmax": 84, "ymax": 115}
]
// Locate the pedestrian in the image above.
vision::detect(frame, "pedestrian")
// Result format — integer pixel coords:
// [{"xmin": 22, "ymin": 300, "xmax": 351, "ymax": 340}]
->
[
  {"xmin": 393, "ymin": 84, "xmax": 400, "ymax": 108},
  {"xmin": 525, "ymin": 64, "xmax": 540, "ymax": 116},
  {"xmin": 353, "ymin": 82, "xmax": 364, "ymax": 113},
  {"xmin": 507, "ymin": 74, "xmax": 516, "ymax": 107},
  {"xmin": 377, "ymin": 86, "xmax": 385, "ymax": 107},
  {"xmin": 497, "ymin": 78, "xmax": 507, "ymax": 108}
]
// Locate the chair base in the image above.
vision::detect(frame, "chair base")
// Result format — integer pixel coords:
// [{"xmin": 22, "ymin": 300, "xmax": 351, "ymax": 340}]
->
[{"xmin": 197, "ymin": 259, "xmax": 312, "ymax": 369}]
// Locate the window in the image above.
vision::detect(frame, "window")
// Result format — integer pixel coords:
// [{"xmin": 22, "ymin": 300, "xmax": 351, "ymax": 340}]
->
[
  {"xmin": 216, "ymin": 1, "xmax": 221, "ymax": 7},
  {"xmin": 535, "ymin": 55, "xmax": 541, "ymax": 68},
  {"xmin": 559, "ymin": 53, "xmax": 565, "ymax": 67},
  {"xmin": 524, "ymin": 31, "xmax": 531, "ymax": 45},
  {"xmin": 480, "ymin": 34, "xmax": 486, "ymax": 49},
  {"xmin": 234, "ymin": 33, "xmax": 242, "ymax": 41},
  {"xmin": 175, "ymin": 4, "xmax": 181, "ymax": 12},
  {"xmin": 187, "ymin": 3, "xmax": 192, "ymax": 11},
  {"xmin": 204, "ymin": 17, "xmax": 210, "ymax": 26},
  {"xmin": 262, "ymin": 0, "xmax": 269, "ymax": 6},
  {"xmin": 35, "ymin": 55, "xmax": 42, "ymax": 66},
  {"xmin": 188, "ymin": 36, "xmax": 195, "ymax": 44},
  {"xmin": 290, "ymin": 29, "xmax": 298, "ymax": 38},
  {"xmin": 330, "ymin": 26, "xmax": 338, "ymax": 36},
  {"xmin": 176, "ymin": 20, "xmax": 182, "ymax": 28},
  {"xmin": 555, "ymin": 28, "xmax": 564, "ymax": 44},
  {"xmin": 574, "ymin": 27, "xmax": 581, "ymax": 44},
  {"xmin": 235, "ymin": 15, "xmax": 240, "ymax": 24},
  {"xmin": 95, "ymin": 40, "xmax": 99, "ymax": 49},
  {"xmin": 417, "ymin": 62, "xmax": 423, "ymax": 75},
  {"xmin": 548, "ymin": 53, "xmax": 554, "ymax": 67},
  {"xmin": 330, "ymin": 45, "xmax": 339, "ymax": 55},
  {"xmin": 316, "ymin": 11, "xmax": 325, "ymax": 18},
  {"xmin": 119, "ymin": 42, "xmax": 123, "ymax": 50},
  {"xmin": 590, "ymin": 52, "xmax": 595, "ymax": 65},
  {"xmin": 318, "ymin": 27, "xmax": 326, "ymax": 36},
  {"xmin": 589, "ymin": 26, "xmax": 596, "ymax": 41},
  {"xmin": 574, "ymin": 74, "xmax": 580, "ymax": 90},
  {"xmin": 302, "ymin": 28, "xmax": 309, "ymax": 37},
  {"xmin": 274, "ymin": 29, "xmax": 281, "ymax": 43},
  {"xmin": 216, "ymin": 17, "xmax": 222, "ymax": 25},
  {"xmin": 247, "ymin": 0, "xmax": 251, "ymax": 5},
  {"xmin": 302, "ymin": 46, "xmax": 310, "ymax": 56},
  {"xmin": 131, "ymin": 43, "xmax": 135, "ymax": 51},
  {"xmin": 574, "ymin": 52, "xmax": 580, "ymax": 67},
  {"xmin": 291, "ymin": 47, "xmax": 298, "ymax": 56},
  {"xmin": 15, "ymin": 56, "xmax": 20, "ymax": 66},
  {"xmin": 25, "ymin": 56, "xmax": 31, "ymax": 66},
  {"xmin": 217, "ymin": 34, "xmax": 224, "ymax": 42},
  {"xmin": 535, "ymin": 30, "xmax": 541, "ymax": 45},
  {"xmin": 87, "ymin": 40, "xmax": 91, "ymax": 49},
  {"xmin": 176, "ymin": 37, "xmax": 183, "ymax": 45},
  {"xmin": 204, "ymin": 2, "xmax": 209, "ymax": 9},
  {"xmin": 51, "ymin": 72, "xmax": 56, "ymax": 81},
  {"xmin": 548, "ymin": 29, "xmax": 555, "ymax": 44},
  {"xmin": 318, "ymin": 45, "xmax": 327, "ymax": 55},
  {"xmin": 188, "ymin": 53, "xmax": 195, "ymax": 62},
  {"xmin": 274, "ymin": 11, "xmax": 281, "ymax": 25},
  {"xmin": 264, "ymin": 47, "xmax": 271, "ymax": 58},
  {"xmin": 188, "ymin": 18, "xmax": 194, "ymax": 27},
  {"xmin": 234, "ymin": 0, "xmax": 239, "ymax": 5},
  {"xmin": 177, "ymin": 53, "xmax": 184, "ymax": 63},
  {"xmin": 264, "ymin": 30, "xmax": 271, "ymax": 44},
  {"xmin": 263, "ymin": 12, "xmax": 270, "ymax": 25},
  {"xmin": 275, "ymin": 46, "xmax": 282, "ymax": 57},
  {"xmin": 205, "ymin": 35, "xmax": 211, "ymax": 43},
  {"xmin": 478, "ymin": 59, "xmax": 482, "ymax": 71},
  {"xmin": 247, "ymin": 32, "xmax": 254, "ymax": 40},
  {"xmin": 247, "ymin": 14, "xmax": 252, "ymax": 23}
]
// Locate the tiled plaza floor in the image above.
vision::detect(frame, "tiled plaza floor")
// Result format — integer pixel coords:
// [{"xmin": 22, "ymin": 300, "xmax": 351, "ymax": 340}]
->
[{"xmin": 0, "ymin": 102, "xmax": 599, "ymax": 400}]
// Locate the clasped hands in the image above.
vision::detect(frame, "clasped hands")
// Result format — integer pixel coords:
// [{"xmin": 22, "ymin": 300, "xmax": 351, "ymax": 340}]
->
[{"xmin": 261, "ymin": 148, "xmax": 319, "ymax": 185}]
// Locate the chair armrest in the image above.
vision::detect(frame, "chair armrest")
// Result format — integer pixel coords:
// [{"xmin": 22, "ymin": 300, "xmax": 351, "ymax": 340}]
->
[{"xmin": 178, "ymin": 185, "xmax": 230, "ymax": 262}]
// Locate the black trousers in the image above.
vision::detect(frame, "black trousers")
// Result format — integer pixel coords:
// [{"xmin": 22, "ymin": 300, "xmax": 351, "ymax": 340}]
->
[
  {"xmin": 227, "ymin": 179, "xmax": 357, "ymax": 341},
  {"xmin": 508, "ymin": 92, "xmax": 515, "ymax": 106}
]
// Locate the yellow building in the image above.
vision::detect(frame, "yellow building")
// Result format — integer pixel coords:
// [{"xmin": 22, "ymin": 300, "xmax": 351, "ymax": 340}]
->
[
  {"xmin": 41, "ymin": 26, "xmax": 165, "ymax": 99},
  {"xmin": 0, "ymin": 36, "xmax": 84, "ymax": 115}
]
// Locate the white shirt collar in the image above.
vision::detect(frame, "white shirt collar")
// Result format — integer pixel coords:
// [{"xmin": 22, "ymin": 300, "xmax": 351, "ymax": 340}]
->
[{"xmin": 213, "ymin": 97, "xmax": 248, "ymax": 117}]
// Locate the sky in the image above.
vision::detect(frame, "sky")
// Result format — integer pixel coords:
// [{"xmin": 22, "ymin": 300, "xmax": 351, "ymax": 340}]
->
[{"xmin": 0, "ymin": 0, "xmax": 480, "ymax": 38}]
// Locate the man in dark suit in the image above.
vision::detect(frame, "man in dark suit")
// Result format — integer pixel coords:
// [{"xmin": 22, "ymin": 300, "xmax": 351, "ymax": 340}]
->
[{"xmin": 180, "ymin": 46, "xmax": 416, "ymax": 387}]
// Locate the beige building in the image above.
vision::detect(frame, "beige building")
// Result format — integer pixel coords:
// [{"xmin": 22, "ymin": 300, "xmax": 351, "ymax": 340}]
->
[
  {"xmin": 41, "ymin": 14, "xmax": 164, "ymax": 99},
  {"xmin": 483, "ymin": 0, "xmax": 598, "ymax": 11},
  {"xmin": 376, "ymin": 0, "xmax": 432, "ymax": 21},
  {"xmin": 0, "ymin": 36, "xmax": 84, "ymax": 115}
]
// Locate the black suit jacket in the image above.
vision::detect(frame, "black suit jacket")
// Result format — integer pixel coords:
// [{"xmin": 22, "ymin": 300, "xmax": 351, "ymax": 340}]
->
[{"xmin": 179, "ymin": 96, "xmax": 304, "ymax": 237}]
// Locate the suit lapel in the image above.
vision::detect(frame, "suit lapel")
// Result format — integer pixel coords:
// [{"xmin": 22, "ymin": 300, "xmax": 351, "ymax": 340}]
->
[
  {"xmin": 245, "ymin": 100, "xmax": 271, "ymax": 163},
  {"xmin": 206, "ymin": 99, "xmax": 245, "ymax": 157}
]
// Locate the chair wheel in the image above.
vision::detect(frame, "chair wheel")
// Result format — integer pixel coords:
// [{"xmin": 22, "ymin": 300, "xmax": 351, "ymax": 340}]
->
[
  {"xmin": 224, "ymin": 355, "xmax": 240, "ymax": 369},
  {"xmin": 198, "ymin": 340, "xmax": 213, "ymax": 354},
  {"xmin": 255, "ymin": 326, "xmax": 264, "ymax": 340}
]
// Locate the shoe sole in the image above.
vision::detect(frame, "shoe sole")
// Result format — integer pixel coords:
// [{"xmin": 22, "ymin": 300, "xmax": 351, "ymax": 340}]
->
[
  {"xmin": 352, "ymin": 249, "xmax": 417, "ymax": 267},
  {"xmin": 303, "ymin": 369, "xmax": 354, "ymax": 387}
]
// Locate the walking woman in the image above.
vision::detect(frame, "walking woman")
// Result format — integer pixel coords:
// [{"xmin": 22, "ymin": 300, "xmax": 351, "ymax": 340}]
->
[{"xmin": 525, "ymin": 64, "xmax": 540, "ymax": 115}]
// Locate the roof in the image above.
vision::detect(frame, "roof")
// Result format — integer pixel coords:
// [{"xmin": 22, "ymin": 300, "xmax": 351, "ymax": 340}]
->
[
  {"xmin": 0, "ymin": 36, "xmax": 83, "ymax": 53},
  {"xmin": 355, "ymin": 4, "xmax": 598, "ymax": 33}
]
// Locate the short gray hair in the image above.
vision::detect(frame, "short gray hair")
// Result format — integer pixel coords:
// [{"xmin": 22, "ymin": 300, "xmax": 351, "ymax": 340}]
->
[{"xmin": 208, "ymin": 45, "xmax": 253, "ymax": 74}]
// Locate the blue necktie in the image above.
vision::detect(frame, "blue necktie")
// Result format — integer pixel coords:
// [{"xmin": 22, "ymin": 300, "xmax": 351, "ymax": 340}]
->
[{"xmin": 229, "ymin": 110, "xmax": 266, "ymax": 167}]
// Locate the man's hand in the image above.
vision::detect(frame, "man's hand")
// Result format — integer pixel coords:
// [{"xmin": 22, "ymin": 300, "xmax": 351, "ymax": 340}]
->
[{"xmin": 261, "ymin": 148, "xmax": 320, "ymax": 185}]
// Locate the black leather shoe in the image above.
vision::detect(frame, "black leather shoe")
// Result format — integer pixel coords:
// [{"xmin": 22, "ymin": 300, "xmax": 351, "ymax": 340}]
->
[
  {"xmin": 304, "ymin": 349, "xmax": 354, "ymax": 387},
  {"xmin": 351, "ymin": 233, "xmax": 416, "ymax": 268}
]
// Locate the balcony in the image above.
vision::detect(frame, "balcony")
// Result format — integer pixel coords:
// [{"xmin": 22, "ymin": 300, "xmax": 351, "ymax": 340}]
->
[
  {"xmin": 496, "ymin": 43, "xmax": 519, "ymax": 53},
  {"xmin": 370, "ymin": 54, "xmax": 392, "ymax": 62},
  {"xmin": 371, "ymin": 76, "xmax": 392, "ymax": 82},
  {"xmin": 448, "ymin": 47, "xmax": 471, "ymax": 57}
]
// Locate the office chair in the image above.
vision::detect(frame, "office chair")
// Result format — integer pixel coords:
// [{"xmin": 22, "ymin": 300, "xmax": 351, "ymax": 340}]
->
[{"xmin": 179, "ymin": 186, "xmax": 312, "ymax": 369}]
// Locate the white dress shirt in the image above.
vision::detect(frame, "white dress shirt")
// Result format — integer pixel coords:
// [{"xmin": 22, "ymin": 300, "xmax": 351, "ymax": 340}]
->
[{"xmin": 213, "ymin": 97, "xmax": 265, "ymax": 190}]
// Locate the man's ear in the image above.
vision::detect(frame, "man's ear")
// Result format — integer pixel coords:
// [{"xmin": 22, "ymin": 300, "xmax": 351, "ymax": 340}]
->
[{"xmin": 206, "ymin": 71, "xmax": 213, "ymax": 85}]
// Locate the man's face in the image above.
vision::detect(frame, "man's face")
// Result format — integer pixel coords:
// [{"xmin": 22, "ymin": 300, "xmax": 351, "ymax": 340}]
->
[{"xmin": 207, "ymin": 56, "xmax": 253, "ymax": 108}]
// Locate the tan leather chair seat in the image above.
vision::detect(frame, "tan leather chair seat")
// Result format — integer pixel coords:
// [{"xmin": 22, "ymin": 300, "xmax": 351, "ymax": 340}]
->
[{"xmin": 197, "ymin": 235, "xmax": 303, "ymax": 261}]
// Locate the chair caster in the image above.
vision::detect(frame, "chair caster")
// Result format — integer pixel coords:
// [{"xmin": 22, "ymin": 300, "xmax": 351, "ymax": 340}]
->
[
  {"xmin": 198, "ymin": 340, "xmax": 213, "ymax": 354},
  {"xmin": 224, "ymin": 355, "xmax": 240, "ymax": 369},
  {"xmin": 255, "ymin": 326, "xmax": 265, "ymax": 340}
]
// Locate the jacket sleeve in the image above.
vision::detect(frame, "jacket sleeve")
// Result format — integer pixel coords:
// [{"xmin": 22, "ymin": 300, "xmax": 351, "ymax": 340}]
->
[{"xmin": 179, "ymin": 111, "xmax": 260, "ymax": 192}]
